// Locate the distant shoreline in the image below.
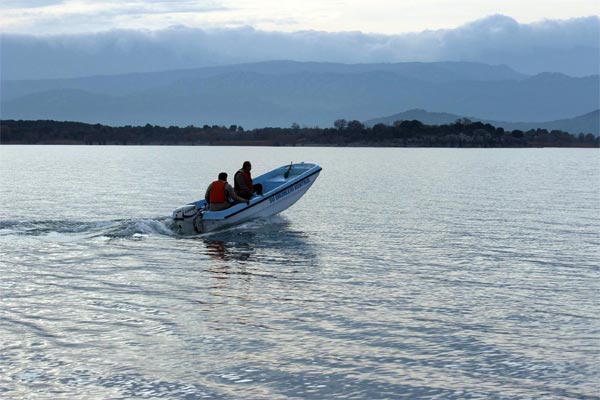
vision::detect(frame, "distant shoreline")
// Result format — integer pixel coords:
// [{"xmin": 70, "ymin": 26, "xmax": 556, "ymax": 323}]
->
[{"xmin": 1, "ymin": 119, "xmax": 598, "ymax": 148}]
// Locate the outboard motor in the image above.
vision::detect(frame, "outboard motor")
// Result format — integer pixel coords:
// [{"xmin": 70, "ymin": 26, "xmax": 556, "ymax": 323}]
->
[{"xmin": 172, "ymin": 204, "xmax": 202, "ymax": 235}]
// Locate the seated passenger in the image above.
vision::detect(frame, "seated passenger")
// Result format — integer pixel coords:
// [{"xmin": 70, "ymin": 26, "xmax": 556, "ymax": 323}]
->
[
  {"xmin": 205, "ymin": 172, "xmax": 248, "ymax": 211},
  {"xmin": 234, "ymin": 161, "xmax": 263, "ymax": 200}
]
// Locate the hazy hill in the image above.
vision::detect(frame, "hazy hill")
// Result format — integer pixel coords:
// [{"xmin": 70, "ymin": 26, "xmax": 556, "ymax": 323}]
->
[
  {"xmin": 1, "ymin": 60, "xmax": 525, "ymax": 101},
  {"xmin": 1, "ymin": 61, "xmax": 597, "ymax": 129},
  {"xmin": 493, "ymin": 110, "xmax": 600, "ymax": 135},
  {"xmin": 365, "ymin": 109, "xmax": 600, "ymax": 136}
]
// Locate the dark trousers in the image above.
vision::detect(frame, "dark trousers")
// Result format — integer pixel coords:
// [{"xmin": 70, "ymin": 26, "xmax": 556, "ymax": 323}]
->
[{"xmin": 239, "ymin": 184, "xmax": 263, "ymax": 200}]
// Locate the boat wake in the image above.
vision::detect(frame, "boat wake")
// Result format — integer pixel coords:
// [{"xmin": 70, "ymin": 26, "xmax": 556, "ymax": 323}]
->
[
  {"xmin": 0, "ymin": 217, "xmax": 177, "ymax": 239},
  {"xmin": 0, "ymin": 214, "xmax": 291, "ymax": 240}
]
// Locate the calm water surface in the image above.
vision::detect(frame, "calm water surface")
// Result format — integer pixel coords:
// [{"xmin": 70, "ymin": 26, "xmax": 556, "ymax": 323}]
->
[{"xmin": 1, "ymin": 146, "xmax": 599, "ymax": 399}]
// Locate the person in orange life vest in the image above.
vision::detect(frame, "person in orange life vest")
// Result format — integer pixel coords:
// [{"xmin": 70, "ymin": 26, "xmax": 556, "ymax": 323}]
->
[
  {"xmin": 205, "ymin": 172, "xmax": 248, "ymax": 211},
  {"xmin": 234, "ymin": 161, "xmax": 263, "ymax": 200}
]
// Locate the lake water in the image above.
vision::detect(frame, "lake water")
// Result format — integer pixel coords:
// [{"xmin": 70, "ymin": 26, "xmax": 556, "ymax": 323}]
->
[{"xmin": 1, "ymin": 146, "xmax": 599, "ymax": 399}]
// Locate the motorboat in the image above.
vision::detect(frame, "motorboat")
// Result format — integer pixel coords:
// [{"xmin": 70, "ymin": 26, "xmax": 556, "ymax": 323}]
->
[{"xmin": 172, "ymin": 162, "xmax": 322, "ymax": 234}]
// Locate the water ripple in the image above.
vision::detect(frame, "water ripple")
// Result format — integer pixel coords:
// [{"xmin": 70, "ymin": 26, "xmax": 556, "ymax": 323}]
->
[{"xmin": 1, "ymin": 147, "xmax": 599, "ymax": 399}]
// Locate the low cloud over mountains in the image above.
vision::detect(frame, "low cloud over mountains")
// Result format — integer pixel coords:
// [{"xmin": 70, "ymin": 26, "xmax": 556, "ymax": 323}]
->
[{"xmin": 2, "ymin": 15, "xmax": 598, "ymax": 80}]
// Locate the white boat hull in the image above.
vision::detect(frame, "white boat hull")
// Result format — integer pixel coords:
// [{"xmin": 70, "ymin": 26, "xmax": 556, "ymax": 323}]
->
[{"xmin": 172, "ymin": 163, "xmax": 321, "ymax": 235}]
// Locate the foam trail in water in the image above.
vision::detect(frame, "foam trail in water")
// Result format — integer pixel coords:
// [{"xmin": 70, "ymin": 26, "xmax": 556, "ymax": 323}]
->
[
  {"xmin": 0, "ymin": 217, "xmax": 177, "ymax": 239},
  {"xmin": 92, "ymin": 217, "xmax": 178, "ymax": 239}
]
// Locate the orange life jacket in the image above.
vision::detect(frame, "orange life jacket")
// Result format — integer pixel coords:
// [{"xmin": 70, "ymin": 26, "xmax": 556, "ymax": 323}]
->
[{"xmin": 209, "ymin": 180, "xmax": 226, "ymax": 203}]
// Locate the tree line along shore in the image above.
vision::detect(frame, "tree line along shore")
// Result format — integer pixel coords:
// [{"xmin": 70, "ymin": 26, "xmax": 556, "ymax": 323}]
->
[{"xmin": 1, "ymin": 119, "xmax": 598, "ymax": 147}]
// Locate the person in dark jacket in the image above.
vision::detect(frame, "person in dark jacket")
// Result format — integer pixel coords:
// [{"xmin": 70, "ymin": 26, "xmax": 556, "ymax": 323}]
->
[
  {"xmin": 234, "ymin": 161, "xmax": 263, "ymax": 200},
  {"xmin": 205, "ymin": 172, "xmax": 247, "ymax": 211}
]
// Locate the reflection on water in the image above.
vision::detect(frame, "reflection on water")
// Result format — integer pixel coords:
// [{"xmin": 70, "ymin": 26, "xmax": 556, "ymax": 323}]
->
[
  {"xmin": 205, "ymin": 239, "xmax": 253, "ymax": 262},
  {"xmin": 201, "ymin": 218, "xmax": 318, "ymax": 267}
]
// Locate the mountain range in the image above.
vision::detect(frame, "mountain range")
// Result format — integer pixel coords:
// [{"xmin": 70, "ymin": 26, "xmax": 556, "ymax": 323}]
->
[{"xmin": 1, "ymin": 60, "xmax": 598, "ymax": 133}]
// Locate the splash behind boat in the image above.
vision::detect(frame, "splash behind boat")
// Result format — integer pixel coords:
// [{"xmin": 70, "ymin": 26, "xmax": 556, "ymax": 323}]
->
[{"xmin": 172, "ymin": 162, "xmax": 322, "ymax": 235}]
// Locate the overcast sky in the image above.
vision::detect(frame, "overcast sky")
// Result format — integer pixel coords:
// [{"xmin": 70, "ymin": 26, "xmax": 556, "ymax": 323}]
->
[{"xmin": 1, "ymin": 0, "xmax": 598, "ymax": 35}]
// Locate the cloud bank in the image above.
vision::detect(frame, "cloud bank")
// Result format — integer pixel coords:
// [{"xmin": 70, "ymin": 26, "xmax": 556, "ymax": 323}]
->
[{"xmin": 1, "ymin": 15, "xmax": 598, "ymax": 80}]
